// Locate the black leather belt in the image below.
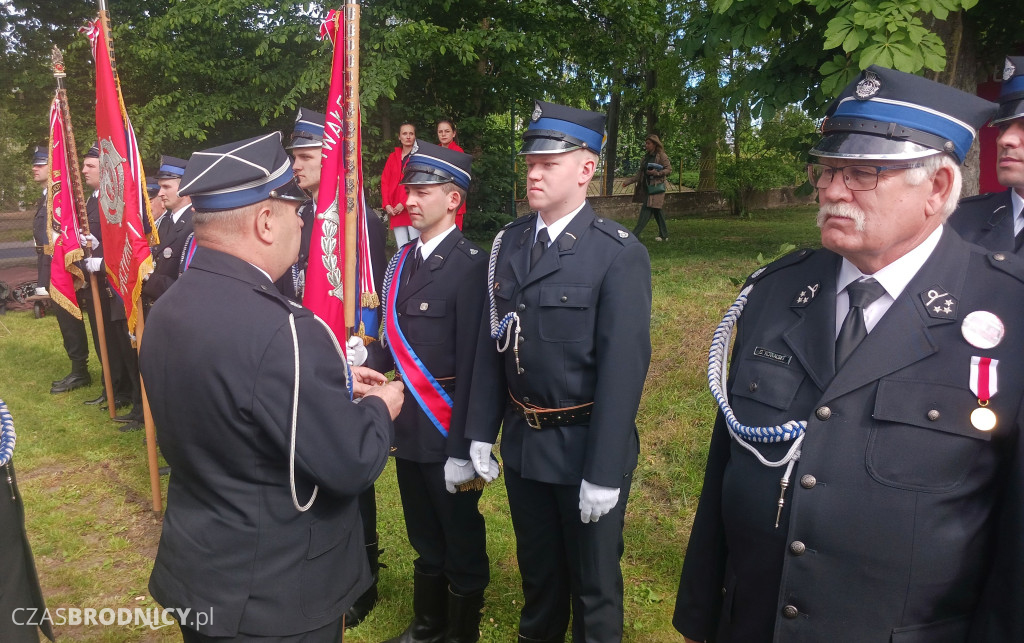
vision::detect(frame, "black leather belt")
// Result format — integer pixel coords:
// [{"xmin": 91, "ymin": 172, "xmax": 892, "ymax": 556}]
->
[{"xmin": 508, "ymin": 393, "xmax": 593, "ymax": 430}]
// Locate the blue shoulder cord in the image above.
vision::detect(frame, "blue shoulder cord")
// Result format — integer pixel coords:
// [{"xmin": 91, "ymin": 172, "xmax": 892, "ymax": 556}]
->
[
  {"xmin": 486, "ymin": 229, "xmax": 523, "ymax": 372},
  {"xmin": 707, "ymin": 284, "xmax": 807, "ymax": 527}
]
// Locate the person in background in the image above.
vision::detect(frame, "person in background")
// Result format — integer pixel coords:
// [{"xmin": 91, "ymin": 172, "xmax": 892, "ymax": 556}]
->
[
  {"xmin": 382, "ymin": 121, "xmax": 420, "ymax": 247},
  {"xmin": 950, "ymin": 56, "xmax": 1024, "ymax": 253},
  {"xmin": 624, "ymin": 134, "xmax": 671, "ymax": 242},
  {"xmin": 436, "ymin": 119, "xmax": 467, "ymax": 229}
]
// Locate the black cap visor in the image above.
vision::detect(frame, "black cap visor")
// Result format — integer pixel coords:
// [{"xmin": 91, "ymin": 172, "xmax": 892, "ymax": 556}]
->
[
  {"xmin": 269, "ymin": 177, "xmax": 309, "ymax": 202},
  {"xmin": 810, "ymin": 132, "xmax": 938, "ymax": 161},
  {"xmin": 993, "ymin": 98, "xmax": 1024, "ymax": 126},
  {"xmin": 519, "ymin": 130, "xmax": 589, "ymax": 155},
  {"xmin": 401, "ymin": 164, "xmax": 456, "ymax": 186}
]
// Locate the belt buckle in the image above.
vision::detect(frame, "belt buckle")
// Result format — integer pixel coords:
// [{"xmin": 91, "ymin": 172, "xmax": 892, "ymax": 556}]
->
[{"xmin": 523, "ymin": 407, "xmax": 543, "ymax": 430}]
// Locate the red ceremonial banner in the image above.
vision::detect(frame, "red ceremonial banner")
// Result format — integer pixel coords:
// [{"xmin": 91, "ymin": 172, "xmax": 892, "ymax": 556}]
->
[
  {"xmin": 47, "ymin": 94, "xmax": 86, "ymax": 318},
  {"xmin": 83, "ymin": 16, "xmax": 154, "ymax": 334},
  {"xmin": 304, "ymin": 8, "xmax": 349, "ymax": 349}
]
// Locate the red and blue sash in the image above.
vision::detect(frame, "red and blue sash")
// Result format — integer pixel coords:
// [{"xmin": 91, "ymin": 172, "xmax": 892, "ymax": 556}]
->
[{"xmin": 385, "ymin": 246, "xmax": 453, "ymax": 437}]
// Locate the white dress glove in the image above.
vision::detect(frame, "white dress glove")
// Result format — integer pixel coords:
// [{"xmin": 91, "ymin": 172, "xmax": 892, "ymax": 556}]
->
[
  {"xmin": 469, "ymin": 440, "xmax": 497, "ymax": 482},
  {"xmin": 579, "ymin": 479, "xmax": 620, "ymax": 523},
  {"xmin": 444, "ymin": 457, "xmax": 476, "ymax": 493},
  {"xmin": 80, "ymin": 233, "xmax": 100, "ymax": 250},
  {"xmin": 84, "ymin": 257, "xmax": 103, "ymax": 273},
  {"xmin": 346, "ymin": 336, "xmax": 368, "ymax": 366}
]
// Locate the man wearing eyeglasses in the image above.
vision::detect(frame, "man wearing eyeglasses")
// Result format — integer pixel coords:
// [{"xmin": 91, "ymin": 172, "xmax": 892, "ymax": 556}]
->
[
  {"xmin": 674, "ymin": 66, "xmax": 1024, "ymax": 642},
  {"xmin": 950, "ymin": 57, "xmax": 1024, "ymax": 254},
  {"xmin": 139, "ymin": 132, "xmax": 404, "ymax": 642}
]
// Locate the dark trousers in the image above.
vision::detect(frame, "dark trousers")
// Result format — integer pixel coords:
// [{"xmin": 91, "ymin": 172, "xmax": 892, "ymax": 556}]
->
[
  {"xmin": 36, "ymin": 253, "xmax": 50, "ymax": 291},
  {"xmin": 54, "ymin": 293, "xmax": 89, "ymax": 368},
  {"xmin": 179, "ymin": 615, "xmax": 344, "ymax": 642},
  {"xmin": 504, "ymin": 467, "xmax": 632, "ymax": 643},
  {"xmin": 358, "ymin": 484, "xmax": 376, "ymax": 545},
  {"xmin": 83, "ymin": 277, "xmax": 134, "ymax": 400},
  {"xmin": 632, "ymin": 206, "xmax": 668, "ymax": 239},
  {"xmin": 395, "ymin": 458, "xmax": 489, "ymax": 594}
]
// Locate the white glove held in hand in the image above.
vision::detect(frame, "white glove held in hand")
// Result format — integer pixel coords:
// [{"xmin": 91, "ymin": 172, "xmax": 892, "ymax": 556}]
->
[
  {"xmin": 469, "ymin": 440, "xmax": 497, "ymax": 482},
  {"xmin": 346, "ymin": 336, "xmax": 368, "ymax": 367},
  {"xmin": 84, "ymin": 257, "xmax": 103, "ymax": 273},
  {"xmin": 80, "ymin": 233, "xmax": 100, "ymax": 250},
  {"xmin": 579, "ymin": 479, "xmax": 620, "ymax": 523},
  {"xmin": 444, "ymin": 457, "xmax": 476, "ymax": 493}
]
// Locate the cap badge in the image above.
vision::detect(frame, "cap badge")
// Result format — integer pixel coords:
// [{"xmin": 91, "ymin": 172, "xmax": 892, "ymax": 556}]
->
[
  {"xmin": 1004, "ymin": 58, "xmax": 1017, "ymax": 81},
  {"xmin": 531, "ymin": 102, "xmax": 543, "ymax": 122},
  {"xmin": 855, "ymin": 71, "xmax": 881, "ymax": 100}
]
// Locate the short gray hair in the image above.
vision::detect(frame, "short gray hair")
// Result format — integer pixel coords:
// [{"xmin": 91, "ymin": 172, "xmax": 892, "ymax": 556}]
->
[
  {"xmin": 193, "ymin": 201, "xmax": 262, "ymax": 241},
  {"xmin": 903, "ymin": 153, "xmax": 962, "ymax": 221}
]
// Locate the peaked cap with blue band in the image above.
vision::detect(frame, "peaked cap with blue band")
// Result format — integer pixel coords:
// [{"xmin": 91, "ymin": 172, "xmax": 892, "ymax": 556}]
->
[
  {"xmin": 178, "ymin": 132, "xmax": 306, "ymax": 212},
  {"xmin": 401, "ymin": 139, "xmax": 472, "ymax": 190},
  {"xmin": 32, "ymin": 145, "xmax": 47, "ymax": 165},
  {"xmin": 811, "ymin": 65, "xmax": 996, "ymax": 164},
  {"xmin": 85, "ymin": 142, "xmax": 100, "ymax": 159},
  {"xmin": 993, "ymin": 56, "xmax": 1024, "ymax": 126},
  {"xmin": 153, "ymin": 155, "xmax": 188, "ymax": 180},
  {"xmin": 520, "ymin": 100, "xmax": 606, "ymax": 155},
  {"xmin": 287, "ymin": 107, "xmax": 325, "ymax": 149}
]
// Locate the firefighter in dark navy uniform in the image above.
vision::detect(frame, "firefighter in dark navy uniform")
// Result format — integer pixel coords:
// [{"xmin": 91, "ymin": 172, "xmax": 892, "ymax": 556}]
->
[
  {"xmin": 141, "ymin": 155, "xmax": 193, "ymax": 308},
  {"xmin": 139, "ymin": 132, "xmax": 403, "ymax": 642},
  {"xmin": 674, "ymin": 66, "xmax": 1024, "ymax": 642},
  {"xmin": 950, "ymin": 56, "xmax": 1024, "ymax": 254},
  {"xmin": 465, "ymin": 101, "xmax": 652, "ymax": 643},
  {"xmin": 352, "ymin": 140, "xmax": 490, "ymax": 643}
]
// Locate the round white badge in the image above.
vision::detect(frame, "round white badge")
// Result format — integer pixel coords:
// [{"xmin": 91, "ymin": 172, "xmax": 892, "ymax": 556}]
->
[
  {"xmin": 971, "ymin": 406, "xmax": 997, "ymax": 432},
  {"xmin": 961, "ymin": 311, "xmax": 1004, "ymax": 349},
  {"xmin": 163, "ymin": 247, "xmax": 173, "ymax": 259}
]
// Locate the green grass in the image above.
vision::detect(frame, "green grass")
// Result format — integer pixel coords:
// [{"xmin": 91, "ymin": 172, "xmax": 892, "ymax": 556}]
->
[{"xmin": 1, "ymin": 205, "xmax": 823, "ymax": 642}]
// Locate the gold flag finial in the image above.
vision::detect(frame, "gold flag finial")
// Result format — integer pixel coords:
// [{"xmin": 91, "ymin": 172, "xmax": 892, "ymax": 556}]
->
[{"xmin": 51, "ymin": 46, "xmax": 66, "ymax": 78}]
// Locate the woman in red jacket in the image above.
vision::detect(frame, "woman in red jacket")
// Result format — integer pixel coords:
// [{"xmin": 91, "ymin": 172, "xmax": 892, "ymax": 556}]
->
[
  {"xmin": 437, "ymin": 119, "xmax": 467, "ymax": 228},
  {"xmin": 381, "ymin": 122, "xmax": 419, "ymax": 246}
]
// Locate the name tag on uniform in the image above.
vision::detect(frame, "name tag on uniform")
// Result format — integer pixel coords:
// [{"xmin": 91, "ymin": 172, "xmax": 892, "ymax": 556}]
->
[{"xmin": 753, "ymin": 346, "xmax": 792, "ymax": 365}]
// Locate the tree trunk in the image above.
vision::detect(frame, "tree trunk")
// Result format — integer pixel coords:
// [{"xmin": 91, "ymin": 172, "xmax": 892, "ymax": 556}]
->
[{"xmin": 604, "ymin": 87, "xmax": 621, "ymax": 197}]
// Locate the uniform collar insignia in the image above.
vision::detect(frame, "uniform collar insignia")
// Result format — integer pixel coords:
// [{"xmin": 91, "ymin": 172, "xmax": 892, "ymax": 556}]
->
[
  {"xmin": 791, "ymin": 282, "xmax": 820, "ymax": 307},
  {"xmin": 920, "ymin": 286, "xmax": 958, "ymax": 319}
]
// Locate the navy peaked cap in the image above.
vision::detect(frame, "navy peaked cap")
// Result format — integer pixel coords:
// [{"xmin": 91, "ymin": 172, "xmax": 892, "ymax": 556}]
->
[
  {"xmin": 401, "ymin": 139, "xmax": 472, "ymax": 189},
  {"xmin": 994, "ymin": 56, "xmax": 1024, "ymax": 126},
  {"xmin": 85, "ymin": 142, "xmax": 100, "ymax": 159},
  {"xmin": 153, "ymin": 155, "xmax": 188, "ymax": 180},
  {"xmin": 287, "ymin": 107, "xmax": 325, "ymax": 149},
  {"xmin": 521, "ymin": 100, "xmax": 606, "ymax": 155},
  {"xmin": 812, "ymin": 65, "xmax": 996, "ymax": 163},
  {"xmin": 179, "ymin": 132, "xmax": 305, "ymax": 212},
  {"xmin": 32, "ymin": 145, "xmax": 47, "ymax": 165}
]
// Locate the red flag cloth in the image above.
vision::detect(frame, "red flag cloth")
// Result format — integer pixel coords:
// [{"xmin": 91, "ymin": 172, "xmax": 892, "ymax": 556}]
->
[
  {"xmin": 46, "ymin": 93, "xmax": 86, "ymax": 318},
  {"xmin": 304, "ymin": 8, "xmax": 348, "ymax": 350},
  {"xmin": 83, "ymin": 16, "xmax": 155, "ymax": 334}
]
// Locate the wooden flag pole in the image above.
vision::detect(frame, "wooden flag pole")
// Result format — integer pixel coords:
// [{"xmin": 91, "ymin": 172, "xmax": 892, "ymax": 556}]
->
[
  {"xmin": 342, "ymin": 0, "xmax": 360, "ymax": 329},
  {"xmin": 52, "ymin": 46, "xmax": 116, "ymax": 420},
  {"xmin": 96, "ymin": 0, "xmax": 162, "ymax": 513}
]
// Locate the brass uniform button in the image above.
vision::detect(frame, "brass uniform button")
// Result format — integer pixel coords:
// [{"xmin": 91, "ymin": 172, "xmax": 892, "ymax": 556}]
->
[
  {"xmin": 927, "ymin": 409, "xmax": 940, "ymax": 421},
  {"xmin": 749, "ymin": 381, "xmax": 758, "ymax": 392},
  {"xmin": 800, "ymin": 474, "xmax": 816, "ymax": 489},
  {"xmin": 782, "ymin": 605, "xmax": 799, "ymax": 619},
  {"xmin": 815, "ymin": 406, "xmax": 831, "ymax": 421},
  {"xmin": 789, "ymin": 541, "xmax": 806, "ymax": 555}
]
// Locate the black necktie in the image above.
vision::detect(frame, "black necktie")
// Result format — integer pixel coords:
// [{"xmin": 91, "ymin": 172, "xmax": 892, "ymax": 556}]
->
[
  {"xmin": 835, "ymin": 278, "xmax": 886, "ymax": 369},
  {"xmin": 531, "ymin": 228, "xmax": 549, "ymax": 270},
  {"xmin": 1015, "ymin": 227, "xmax": 1024, "ymax": 252},
  {"xmin": 406, "ymin": 249, "xmax": 422, "ymax": 284}
]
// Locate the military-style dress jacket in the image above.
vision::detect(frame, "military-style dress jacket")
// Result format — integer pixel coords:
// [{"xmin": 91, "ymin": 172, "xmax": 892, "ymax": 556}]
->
[
  {"xmin": 465, "ymin": 204, "xmax": 652, "ymax": 487},
  {"xmin": 949, "ymin": 189, "xmax": 1018, "ymax": 253},
  {"xmin": 142, "ymin": 205, "xmax": 194, "ymax": 302},
  {"xmin": 674, "ymin": 228, "xmax": 1024, "ymax": 643},
  {"xmin": 140, "ymin": 247, "xmax": 394, "ymax": 638},
  {"xmin": 366, "ymin": 229, "xmax": 486, "ymax": 462}
]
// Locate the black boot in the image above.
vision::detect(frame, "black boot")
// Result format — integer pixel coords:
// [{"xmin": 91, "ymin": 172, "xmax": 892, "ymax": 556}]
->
[
  {"xmin": 518, "ymin": 634, "xmax": 565, "ymax": 643},
  {"xmin": 346, "ymin": 535, "xmax": 383, "ymax": 629},
  {"xmin": 381, "ymin": 571, "xmax": 448, "ymax": 643},
  {"xmin": 51, "ymin": 361, "xmax": 90, "ymax": 394},
  {"xmin": 445, "ymin": 587, "xmax": 484, "ymax": 643}
]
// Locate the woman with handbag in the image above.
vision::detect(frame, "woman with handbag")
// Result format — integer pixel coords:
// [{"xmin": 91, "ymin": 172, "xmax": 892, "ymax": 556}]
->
[{"xmin": 624, "ymin": 134, "xmax": 671, "ymax": 241}]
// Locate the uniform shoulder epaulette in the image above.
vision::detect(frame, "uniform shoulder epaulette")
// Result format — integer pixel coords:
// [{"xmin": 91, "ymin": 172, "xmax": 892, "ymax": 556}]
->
[
  {"xmin": 744, "ymin": 248, "xmax": 816, "ymax": 287},
  {"xmin": 958, "ymin": 191, "xmax": 1004, "ymax": 205},
  {"xmin": 987, "ymin": 251, "xmax": 1024, "ymax": 285},
  {"xmin": 253, "ymin": 282, "xmax": 307, "ymax": 314},
  {"xmin": 591, "ymin": 216, "xmax": 638, "ymax": 245},
  {"xmin": 455, "ymin": 237, "xmax": 484, "ymax": 259},
  {"xmin": 503, "ymin": 212, "xmax": 536, "ymax": 231}
]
